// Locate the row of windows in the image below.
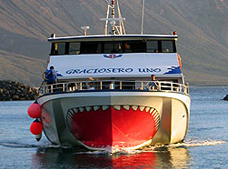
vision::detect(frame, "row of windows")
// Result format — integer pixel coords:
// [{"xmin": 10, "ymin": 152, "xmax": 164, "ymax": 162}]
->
[{"xmin": 51, "ymin": 40, "xmax": 176, "ymax": 55}]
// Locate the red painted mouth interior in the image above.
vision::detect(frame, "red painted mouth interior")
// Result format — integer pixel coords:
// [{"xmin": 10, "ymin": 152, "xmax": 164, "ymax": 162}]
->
[{"xmin": 67, "ymin": 106, "xmax": 159, "ymax": 148}]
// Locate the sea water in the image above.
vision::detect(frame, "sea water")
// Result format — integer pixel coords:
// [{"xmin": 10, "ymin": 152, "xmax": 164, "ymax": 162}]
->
[{"xmin": 0, "ymin": 86, "xmax": 228, "ymax": 168}]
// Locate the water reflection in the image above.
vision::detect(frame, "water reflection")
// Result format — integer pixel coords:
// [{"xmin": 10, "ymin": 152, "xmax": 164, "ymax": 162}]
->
[
  {"xmin": 153, "ymin": 146, "xmax": 191, "ymax": 168},
  {"xmin": 32, "ymin": 146, "xmax": 190, "ymax": 168}
]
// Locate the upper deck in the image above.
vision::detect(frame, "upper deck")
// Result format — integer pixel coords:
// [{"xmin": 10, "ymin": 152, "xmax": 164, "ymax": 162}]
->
[
  {"xmin": 49, "ymin": 34, "xmax": 178, "ymax": 55},
  {"xmin": 46, "ymin": 33, "xmax": 183, "ymax": 82}
]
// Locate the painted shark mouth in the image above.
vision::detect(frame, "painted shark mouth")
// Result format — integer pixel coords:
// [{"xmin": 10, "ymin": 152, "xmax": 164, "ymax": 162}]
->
[{"xmin": 66, "ymin": 105, "xmax": 160, "ymax": 148}]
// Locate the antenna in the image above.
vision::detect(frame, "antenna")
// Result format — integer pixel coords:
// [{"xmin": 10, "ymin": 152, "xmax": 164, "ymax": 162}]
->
[
  {"xmin": 101, "ymin": 0, "xmax": 126, "ymax": 35},
  {"xmin": 81, "ymin": 26, "xmax": 90, "ymax": 36},
  {"xmin": 141, "ymin": 0, "xmax": 145, "ymax": 34}
]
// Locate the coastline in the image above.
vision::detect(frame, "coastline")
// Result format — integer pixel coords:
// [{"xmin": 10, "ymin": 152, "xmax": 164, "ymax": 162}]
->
[{"xmin": 0, "ymin": 80, "xmax": 38, "ymax": 101}]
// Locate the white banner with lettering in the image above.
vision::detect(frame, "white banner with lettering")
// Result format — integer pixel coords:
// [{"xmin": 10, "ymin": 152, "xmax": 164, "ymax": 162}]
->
[{"xmin": 48, "ymin": 53, "xmax": 181, "ymax": 79}]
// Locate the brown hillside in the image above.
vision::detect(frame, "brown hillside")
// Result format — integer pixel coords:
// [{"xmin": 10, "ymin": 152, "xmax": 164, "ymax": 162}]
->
[{"xmin": 0, "ymin": 0, "xmax": 228, "ymax": 86}]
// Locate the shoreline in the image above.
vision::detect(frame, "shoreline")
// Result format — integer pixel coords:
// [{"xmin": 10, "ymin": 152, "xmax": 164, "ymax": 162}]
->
[{"xmin": 0, "ymin": 80, "xmax": 38, "ymax": 101}]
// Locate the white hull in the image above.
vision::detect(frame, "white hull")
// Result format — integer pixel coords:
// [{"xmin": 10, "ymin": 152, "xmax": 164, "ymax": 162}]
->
[{"xmin": 37, "ymin": 90, "xmax": 190, "ymax": 151}]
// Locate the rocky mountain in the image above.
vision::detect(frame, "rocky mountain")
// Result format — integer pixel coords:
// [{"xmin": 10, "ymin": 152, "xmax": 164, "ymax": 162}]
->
[{"xmin": 0, "ymin": 0, "xmax": 228, "ymax": 86}]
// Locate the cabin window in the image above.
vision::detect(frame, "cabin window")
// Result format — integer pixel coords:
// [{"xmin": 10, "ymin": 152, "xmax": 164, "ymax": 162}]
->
[
  {"xmin": 80, "ymin": 42, "xmax": 102, "ymax": 54},
  {"xmin": 104, "ymin": 42, "xmax": 123, "ymax": 53},
  {"xmin": 69, "ymin": 42, "xmax": 80, "ymax": 55},
  {"xmin": 51, "ymin": 43, "xmax": 66, "ymax": 55},
  {"xmin": 124, "ymin": 41, "xmax": 146, "ymax": 53},
  {"xmin": 147, "ymin": 41, "xmax": 158, "ymax": 53},
  {"xmin": 161, "ymin": 41, "xmax": 175, "ymax": 53},
  {"xmin": 50, "ymin": 39, "xmax": 176, "ymax": 55},
  {"xmin": 56, "ymin": 43, "xmax": 66, "ymax": 55}
]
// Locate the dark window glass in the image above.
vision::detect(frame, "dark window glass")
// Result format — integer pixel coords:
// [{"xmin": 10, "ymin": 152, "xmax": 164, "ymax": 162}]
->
[
  {"xmin": 123, "ymin": 41, "xmax": 146, "ymax": 53},
  {"xmin": 57, "ymin": 43, "xmax": 66, "ymax": 55},
  {"xmin": 51, "ymin": 43, "xmax": 66, "ymax": 55},
  {"xmin": 147, "ymin": 41, "xmax": 159, "ymax": 53},
  {"xmin": 69, "ymin": 42, "xmax": 80, "ymax": 55},
  {"xmin": 104, "ymin": 42, "xmax": 123, "ymax": 53},
  {"xmin": 80, "ymin": 42, "xmax": 102, "ymax": 54},
  {"xmin": 161, "ymin": 41, "xmax": 175, "ymax": 53},
  {"xmin": 50, "ymin": 40, "xmax": 176, "ymax": 55}
]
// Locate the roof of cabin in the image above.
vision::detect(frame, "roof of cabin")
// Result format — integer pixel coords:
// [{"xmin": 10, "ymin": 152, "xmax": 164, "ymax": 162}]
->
[{"xmin": 48, "ymin": 34, "xmax": 178, "ymax": 43}]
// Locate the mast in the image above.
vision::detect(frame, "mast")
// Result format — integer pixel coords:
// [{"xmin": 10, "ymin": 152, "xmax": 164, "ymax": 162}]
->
[
  {"xmin": 101, "ymin": 0, "xmax": 126, "ymax": 35},
  {"xmin": 141, "ymin": 0, "xmax": 145, "ymax": 34}
]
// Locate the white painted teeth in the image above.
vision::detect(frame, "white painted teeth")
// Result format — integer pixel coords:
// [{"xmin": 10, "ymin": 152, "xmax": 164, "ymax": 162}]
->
[
  {"xmin": 102, "ymin": 105, "xmax": 109, "ymax": 111},
  {"xmin": 69, "ymin": 106, "xmax": 158, "ymax": 114},
  {"xmin": 149, "ymin": 108, "xmax": 154, "ymax": 114},
  {"xmin": 73, "ymin": 108, "xmax": 78, "ymax": 113},
  {"xmin": 79, "ymin": 107, "xmax": 84, "ymax": 113},
  {"xmin": 85, "ymin": 106, "xmax": 92, "ymax": 112},
  {"xmin": 145, "ymin": 107, "xmax": 150, "ymax": 112},
  {"xmin": 113, "ymin": 105, "xmax": 121, "ymax": 110},
  {"xmin": 68, "ymin": 105, "xmax": 160, "ymax": 131},
  {"xmin": 131, "ymin": 105, "xmax": 138, "ymax": 111},
  {"xmin": 68, "ymin": 109, "xmax": 75, "ymax": 117},
  {"xmin": 154, "ymin": 115, "xmax": 159, "ymax": 122},
  {"xmin": 93, "ymin": 106, "xmax": 100, "ymax": 111},
  {"xmin": 139, "ymin": 106, "xmax": 145, "ymax": 112},
  {"xmin": 123, "ymin": 105, "xmax": 130, "ymax": 110}
]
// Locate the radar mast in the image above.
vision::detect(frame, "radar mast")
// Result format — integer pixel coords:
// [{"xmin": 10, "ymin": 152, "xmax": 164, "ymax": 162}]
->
[{"xmin": 101, "ymin": 0, "xmax": 126, "ymax": 35}]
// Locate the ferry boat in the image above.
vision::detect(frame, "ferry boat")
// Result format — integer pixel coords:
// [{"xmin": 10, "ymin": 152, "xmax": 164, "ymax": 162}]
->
[{"xmin": 30, "ymin": 0, "xmax": 190, "ymax": 152}]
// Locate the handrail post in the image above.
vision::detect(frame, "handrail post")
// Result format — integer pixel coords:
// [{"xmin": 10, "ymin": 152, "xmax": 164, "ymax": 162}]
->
[
  {"xmin": 51, "ymin": 85, "xmax": 53, "ymax": 93},
  {"xmin": 74, "ymin": 83, "xmax": 77, "ymax": 91},
  {"xmin": 158, "ymin": 81, "xmax": 161, "ymax": 90},
  {"xmin": 185, "ymin": 82, "xmax": 189, "ymax": 94},
  {"xmin": 42, "ymin": 86, "xmax": 45, "ymax": 94},
  {"xmin": 100, "ymin": 81, "xmax": 103, "ymax": 90},
  {"xmin": 119, "ymin": 81, "xmax": 122, "ymax": 90},
  {"xmin": 79, "ymin": 82, "xmax": 82, "ymax": 90},
  {"xmin": 140, "ymin": 81, "xmax": 143, "ymax": 90},
  {"xmin": 63, "ymin": 83, "xmax": 65, "ymax": 92},
  {"xmin": 109, "ymin": 82, "xmax": 114, "ymax": 89},
  {"xmin": 75, "ymin": 83, "xmax": 77, "ymax": 90}
]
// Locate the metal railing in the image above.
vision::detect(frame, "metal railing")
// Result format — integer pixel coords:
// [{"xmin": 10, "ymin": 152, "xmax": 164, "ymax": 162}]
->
[{"xmin": 39, "ymin": 80, "xmax": 189, "ymax": 95}]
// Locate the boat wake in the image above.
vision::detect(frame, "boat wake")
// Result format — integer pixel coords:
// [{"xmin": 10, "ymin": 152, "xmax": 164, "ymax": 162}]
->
[
  {"xmin": 169, "ymin": 139, "xmax": 226, "ymax": 148},
  {"xmin": 0, "ymin": 142, "xmax": 39, "ymax": 148},
  {"xmin": 70, "ymin": 139, "xmax": 226, "ymax": 155},
  {"xmin": 140, "ymin": 139, "xmax": 225, "ymax": 153},
  {"xmin": 1, "ymin": 139, "xmax": 225, "ymax": 155},
  {"xmin": 0, "ymin": 139, "xmax": 50, "ymax": 149}
]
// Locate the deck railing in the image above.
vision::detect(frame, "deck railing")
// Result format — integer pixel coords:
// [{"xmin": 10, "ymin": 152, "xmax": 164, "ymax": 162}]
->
[{"xmin": 39, "ymin": 80, "xmax": 189, "ymax": 95}]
